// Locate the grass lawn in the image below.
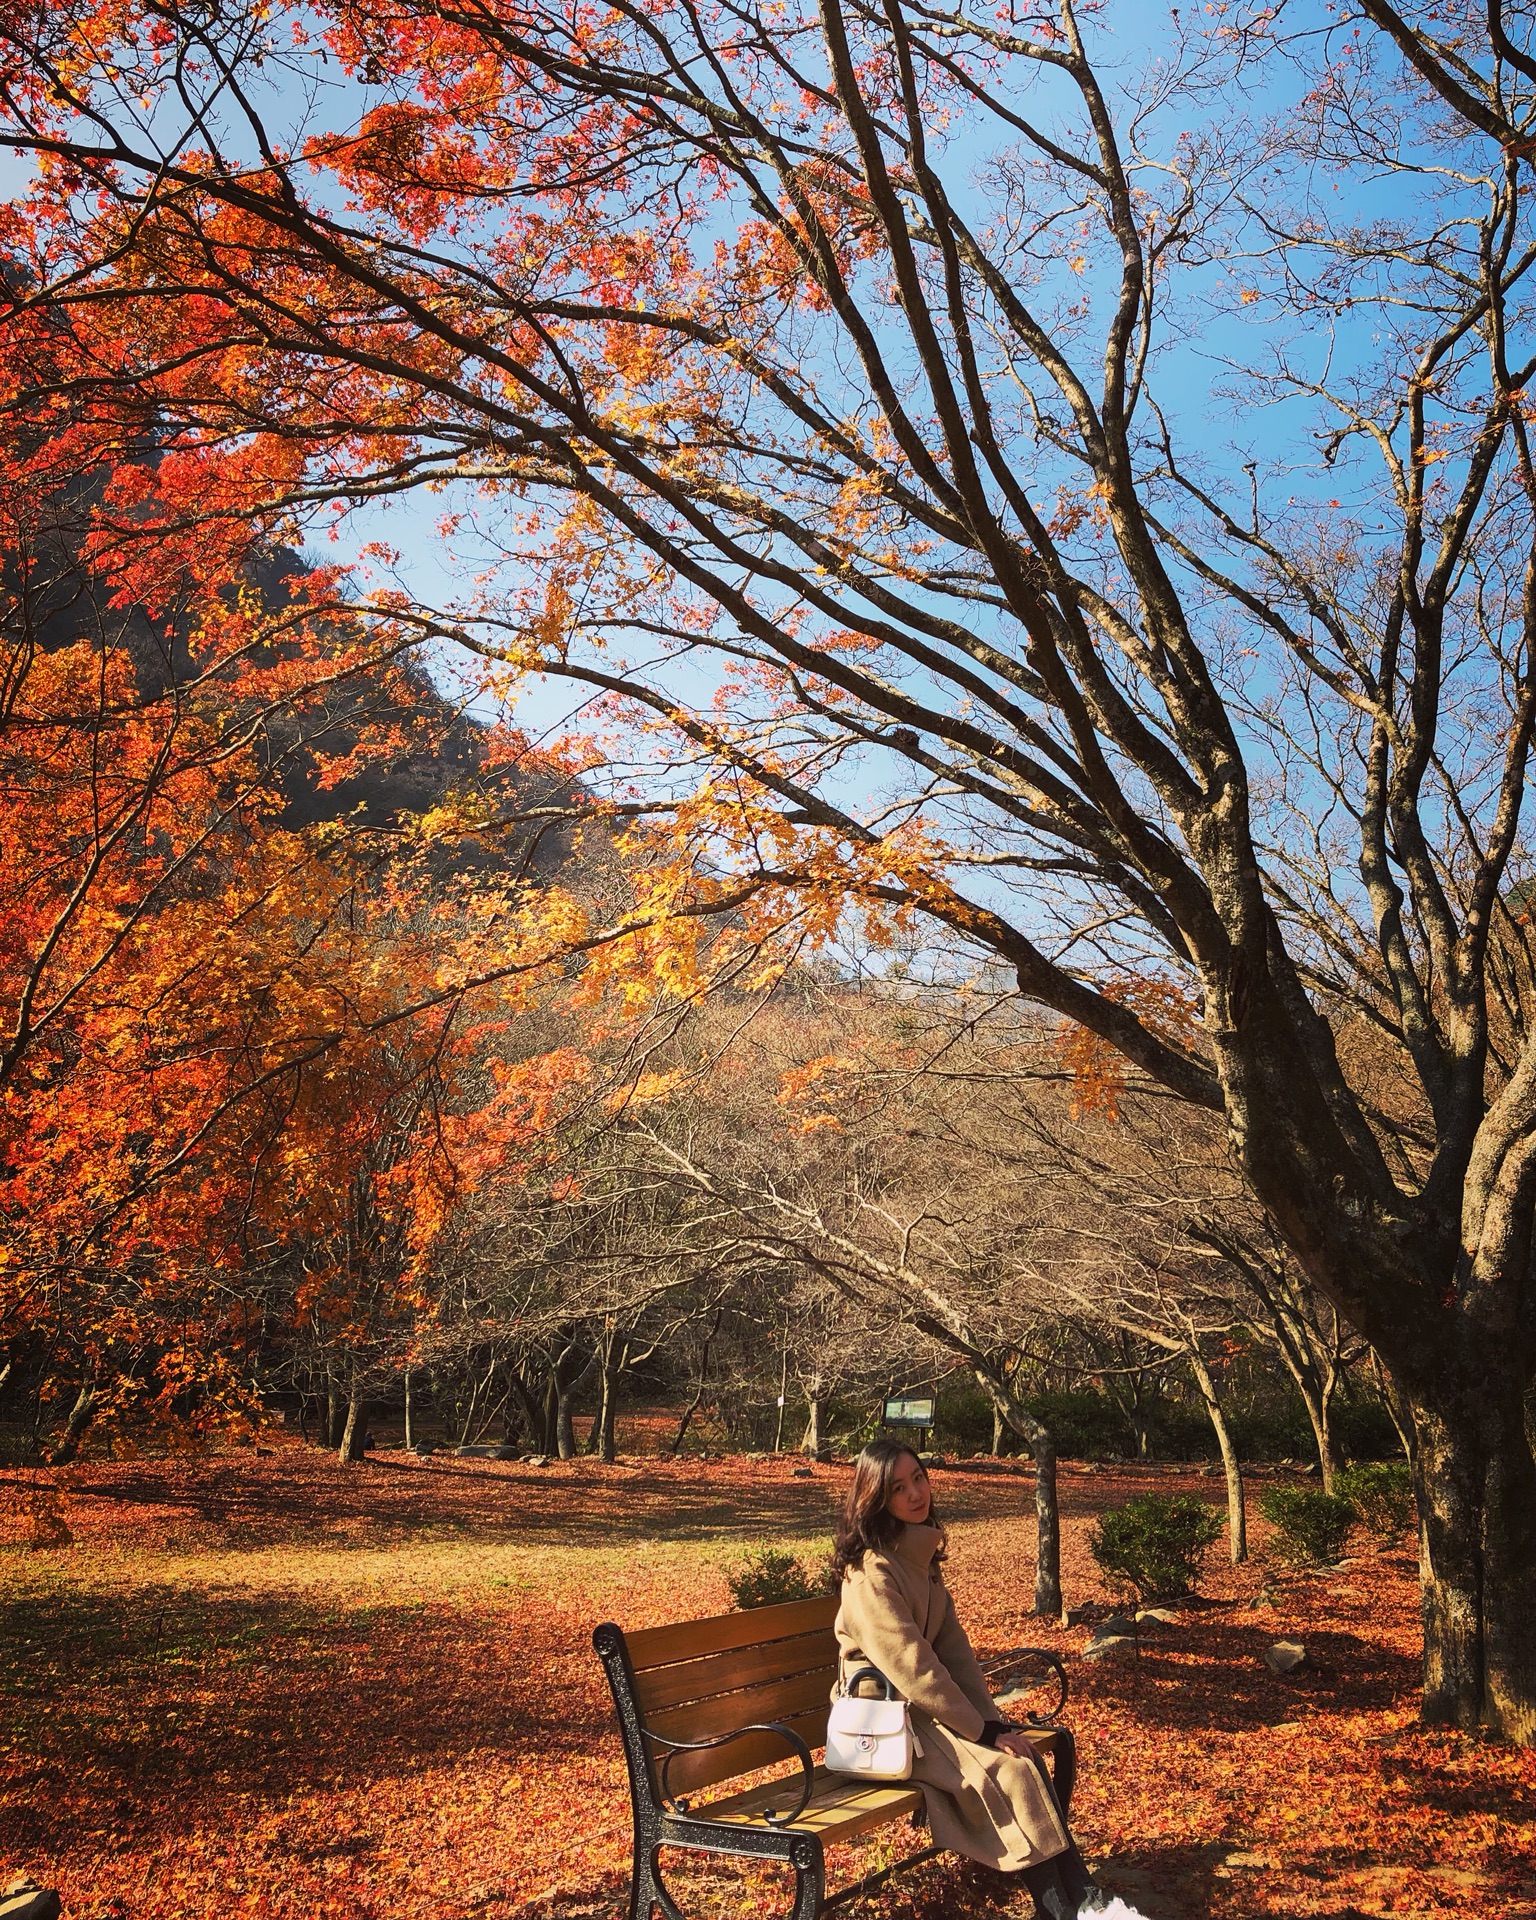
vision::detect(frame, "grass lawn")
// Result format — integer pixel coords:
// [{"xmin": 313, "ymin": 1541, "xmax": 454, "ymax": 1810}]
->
[{"xmin": 2, "ymin": 1447, "xmax": 1533, "ymax": 1920}]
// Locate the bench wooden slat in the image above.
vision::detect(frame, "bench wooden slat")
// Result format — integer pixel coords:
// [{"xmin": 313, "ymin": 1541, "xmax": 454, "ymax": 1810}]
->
[
  {"xmin": 647, "ymin": 1664, "xmax": 836, "ymax": 1748},
  {"xmin": 698, "ymin": 1767, "xmax": 924, "ymax": 1843},
  {"xmin": 634, "ymin": 1629, "xmax": 838, "ymax": 1714},
  {"xmin": 624, "ymin": 1595, "xmax": 839, "ymax": 1673},
  {"xmin": 656, "ymin": 1706, "xmax": 832, "ymax": 1798}
]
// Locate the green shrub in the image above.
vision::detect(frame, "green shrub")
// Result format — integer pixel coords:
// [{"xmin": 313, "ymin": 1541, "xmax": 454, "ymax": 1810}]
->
[
  {"xmin": 1089, "ymin": 1493, "xmax": 1223, "ymax": 1601},
  {"xmin": 1336, "ymin": 1462, "xmax": 1415, "ymax": 1540},
  {"xmin": 725, "ymin": 1544, "xmax": 836, "ymax": 1609},
  {"xmin": 1259, "ymin": 1487, "xmax": 1355, "ymax": 1566}
]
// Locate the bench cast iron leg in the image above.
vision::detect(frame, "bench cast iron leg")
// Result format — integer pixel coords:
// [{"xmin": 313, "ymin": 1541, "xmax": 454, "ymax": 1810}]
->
[
  {"xmin": 1051, "ymin": 1728, "xmax": 1077, "ymax": 1818},
  {"xmin": 631, "ymin": 1842, "xmax": 687, "ymax": 1920},
  {"xmin": 631, "ymin": 1835, "xmax": 825, "ymax": 1920},
  {"xmin": 789, "ymin": 1834, "xmax": 825, "ymax": 1920}
]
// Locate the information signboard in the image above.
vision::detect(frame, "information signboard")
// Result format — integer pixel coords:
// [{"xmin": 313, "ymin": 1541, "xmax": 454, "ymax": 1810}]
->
[{"xmin": 883, "ymin": 1396, "xmax": 936, "ymax": 1427}]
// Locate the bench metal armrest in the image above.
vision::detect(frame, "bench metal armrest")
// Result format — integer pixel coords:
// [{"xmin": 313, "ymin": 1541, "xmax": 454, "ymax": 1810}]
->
[
  {"xmin": 980, "ymin": 1645, "xmax": 1069, "ymax": 1726},
  {"xmin": 648, "ymin": 1722, "xmax": 817, "ymax": 1827}
]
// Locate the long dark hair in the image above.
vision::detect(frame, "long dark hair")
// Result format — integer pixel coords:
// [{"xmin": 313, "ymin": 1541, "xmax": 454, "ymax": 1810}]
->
[{"xmin": 829, "ymin": 1437, "xmax": 945, "ymax": 1584}]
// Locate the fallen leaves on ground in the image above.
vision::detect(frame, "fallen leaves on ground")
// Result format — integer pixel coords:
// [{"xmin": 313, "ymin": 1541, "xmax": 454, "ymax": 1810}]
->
[{"xmin": 2, "ymin": 1448, "xmax": 1533, "ymax": 1920}]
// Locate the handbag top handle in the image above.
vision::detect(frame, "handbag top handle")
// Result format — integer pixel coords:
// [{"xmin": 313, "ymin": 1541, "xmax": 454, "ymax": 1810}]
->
[{"xmin": 842, "ymin": 1665, "xmax": 898, "ymax": 1700}]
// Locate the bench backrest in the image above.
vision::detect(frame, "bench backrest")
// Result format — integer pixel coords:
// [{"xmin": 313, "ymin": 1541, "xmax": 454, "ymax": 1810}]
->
[{"xmin": 596, "ymin": 1594, "xmax": 840, "ymax": 1801}]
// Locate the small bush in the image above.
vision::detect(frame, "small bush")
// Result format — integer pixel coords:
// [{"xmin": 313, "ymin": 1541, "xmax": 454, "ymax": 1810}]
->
[
  {"xmin": 1089, "ymin": 1493, "xmax": 1223, "ymax": 1601},
  {"xmin": 1259, "ymin": 1487, "xmax": 1355, "ymax": 1566},
  {"xmin": 725, "ymin": 1544, "xmax": 836, "ymax": 1609},
  {"xmin": 1336, "ymin": 1463, "xmax": 1415, "ymax": 1540}
]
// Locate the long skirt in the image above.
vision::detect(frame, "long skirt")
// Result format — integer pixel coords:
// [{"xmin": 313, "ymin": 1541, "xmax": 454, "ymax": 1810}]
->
[{"xmin": 909, "ymin": 1711, "xmax": 1072, "ymax": 1871}]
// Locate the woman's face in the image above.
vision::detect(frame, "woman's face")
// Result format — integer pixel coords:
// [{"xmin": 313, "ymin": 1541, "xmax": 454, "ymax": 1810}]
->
[{"xmin": 884, "ymin": 1451, "xmax": 932, "ymax": 1526}]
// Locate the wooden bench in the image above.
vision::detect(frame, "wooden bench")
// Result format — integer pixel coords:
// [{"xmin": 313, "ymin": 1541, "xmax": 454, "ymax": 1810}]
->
[{"xmin": 593, "ymin": 1595, "xmax": 1071, "ymax": 1920}]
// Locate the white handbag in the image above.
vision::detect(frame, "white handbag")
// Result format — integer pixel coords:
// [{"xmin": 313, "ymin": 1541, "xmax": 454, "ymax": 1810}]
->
[{"xmin": 824, "ymin": 1666, "xmax": 914, "ymax": 1780}]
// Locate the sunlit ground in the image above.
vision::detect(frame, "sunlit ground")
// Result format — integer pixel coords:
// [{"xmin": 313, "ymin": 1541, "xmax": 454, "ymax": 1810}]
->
[{"xmin": 2, "ymin": 1445, "xmax": 1533, "ymax": 1920}]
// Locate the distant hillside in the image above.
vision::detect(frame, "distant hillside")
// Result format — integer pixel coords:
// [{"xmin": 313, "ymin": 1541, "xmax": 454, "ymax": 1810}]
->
[{"xmin": 14, "ymin": 497, "xmax": 605, "ymax": 887}]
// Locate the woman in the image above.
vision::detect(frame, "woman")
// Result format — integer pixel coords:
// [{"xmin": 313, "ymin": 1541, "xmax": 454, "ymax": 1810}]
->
[{"xmin": 831, "ymin": 1438, "xmax": 1145, "ymax": 1920}]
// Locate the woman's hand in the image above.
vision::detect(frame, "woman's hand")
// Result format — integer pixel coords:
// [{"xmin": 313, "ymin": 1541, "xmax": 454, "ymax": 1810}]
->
[{"xmin": 991, "ymin": 1728, "xmax": 1037, "ymax": 1759}]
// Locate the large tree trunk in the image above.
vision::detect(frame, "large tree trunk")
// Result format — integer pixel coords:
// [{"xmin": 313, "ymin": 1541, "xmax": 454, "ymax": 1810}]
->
[
  {"xmin": 1411, "ymin": 1378, "xmax": 1536, "ymax": 1743},
  {"xmin": 803, "ymin": 1394, "xmax": 831, "ymax": 1462},
  {"xmin": 1187, "ymin": 1348, "xmax": 1246, "ymax": 1565}
]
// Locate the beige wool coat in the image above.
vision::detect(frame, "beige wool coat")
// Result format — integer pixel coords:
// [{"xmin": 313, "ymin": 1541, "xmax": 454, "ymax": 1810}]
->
[{"xmin": 833, "ymin": 1522, "xmax": 1071, "ymax": 1872}]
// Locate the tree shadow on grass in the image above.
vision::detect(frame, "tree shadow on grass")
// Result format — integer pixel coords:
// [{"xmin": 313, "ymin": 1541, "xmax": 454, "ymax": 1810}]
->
[
  {"xmin": 16, "ymin": 1454, "xmax": 1235, "ymax": 1558},
  {"xmin": 1071, "ymin": 1619, "xmax": 1418, "ymax": 1734},
  {"xmin": 1092, "ymin": 1839, "xmax": 1222, "ymax": 1920},
  {"xmin": 0, "ymin": 1581, "xmax": 612, "ymax": 1855},
  {"xmin": 1380, "ymin": 1743, "xmax": 1536, "ymax": 1826},
  {"xmin": 21, "ymin": 1454, "xmax": 884, "ymax": 1550}
]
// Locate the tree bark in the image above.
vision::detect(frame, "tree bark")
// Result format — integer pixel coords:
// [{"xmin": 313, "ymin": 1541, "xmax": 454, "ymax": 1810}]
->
[
  {"xmin": 555, "ymin": 1387, "xmax": 577, "ymax": 1461},
  {"xmin": 1299, "ymin": 1383, "xmax": 1342, "ymax": 1494},
  {"xmin": 1031, "ymin": 1428, "xmax": 1062, "ymax": 1618},
  {"xmin": 541, "ymin": 1372, "xmax": 558, "ymax": 1456},
  {"xmin": 803, "ymin": 1394, "xmax": 831, "ymax": 1462},
  {"xmin": 1374, "ymin": 1352, "xmax": 1417, "ymax": 1466},
  {"xmin": 338, "ymin": 1382, "xmax": 368, "ymax": 1463},
  {"xmin": 403, "ymin": 1368, "xmax": 413, "ymax": 1451},
  {"xmin": 670, "ymin": 1380, "xmax": 706, "ymax": 1455},
  {"xmin": 592, "ymin": 1341, "xmax": 621, "ymax": 1463},
  {"xmin": 458, "ymin": 1360, "xmax": 491, "ymax": 1446},
  {"xmin": 1411, "ymin": 1375, "xmax": 1536, "ymax": 1743},
  {"xmin": 669, "ymin": 1310, "xmax": 720, "ymax": 1456},
  {"xmin": 1129, "ymin": 1385, "xmax": 1151, "ymax": 1461},
  {"xmin": 948, "ymin": 1359, "xmax": 1059, "ymax": 1612},
  {"xmin": 1187, "ymin": 1349, "xmax": 1246, "ymax": 1564},
  {"xmin": 1256, "ymin": 1301, "xmax": 1345, "ymax": 1490},
  {"xmin": 506, "ymin": 1367, "xmax": 543, "ymax": 1448},
  {"xmin": 966, "ymin": 1364, "xmax": 1061, "ymax": 1614},
  {"xmin": 48, "ymin": 1382, "xmax": 96, "ymax": 1466}
]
